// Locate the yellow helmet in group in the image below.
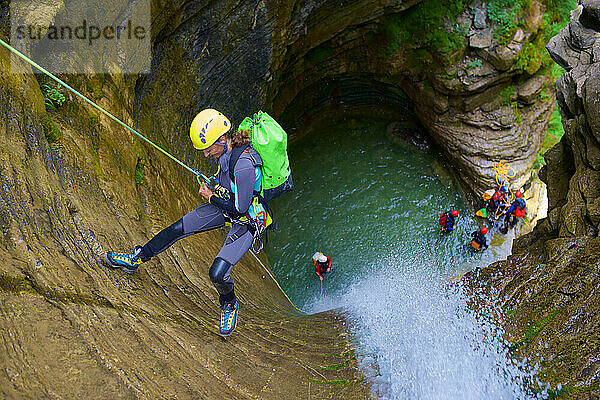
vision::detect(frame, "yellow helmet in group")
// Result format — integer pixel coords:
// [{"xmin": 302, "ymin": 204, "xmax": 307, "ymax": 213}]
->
[{"xmin": 189, "ymin": 109, "xmax": 231, "ymax": 150}]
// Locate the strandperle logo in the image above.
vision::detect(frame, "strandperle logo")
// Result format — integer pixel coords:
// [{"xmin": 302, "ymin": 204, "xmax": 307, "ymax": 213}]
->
[
  {"xmin": 15, "ymin": 19, "xmax": 147, "ymax": 46},
  {"xmin": 10, "ymin": 0, "xmax": 150, "ymax": 74}
]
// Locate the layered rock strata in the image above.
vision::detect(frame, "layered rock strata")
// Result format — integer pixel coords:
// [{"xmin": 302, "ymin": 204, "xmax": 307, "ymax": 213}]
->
[
  {"xmin": 467, "ymin": 3, "xmax": 600, "ymax": 397},
  {"xmin": 267, "ymin": 0, "xmax": 555, "ymax": 224}
]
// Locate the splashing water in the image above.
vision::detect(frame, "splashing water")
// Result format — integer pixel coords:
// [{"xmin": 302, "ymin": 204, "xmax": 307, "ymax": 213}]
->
[
  {"xmin": 314, "ymin": 258, "xmax": 539, "ymax": 399},
  {"xmin": 267, "ymin": 118, "xmax": 543, "ymax": 399}
]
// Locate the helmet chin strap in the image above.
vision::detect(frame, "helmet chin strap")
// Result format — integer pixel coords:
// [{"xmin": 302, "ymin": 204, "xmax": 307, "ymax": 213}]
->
[{"xmin": 215, "ymin": 141, "xmax": 227, "ymax": 156}]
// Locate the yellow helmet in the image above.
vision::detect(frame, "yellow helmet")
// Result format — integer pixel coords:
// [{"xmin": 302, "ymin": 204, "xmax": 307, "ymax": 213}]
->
[{"xmin": 189, "ymin": 109, "xmax": 231, "ymax": 150}]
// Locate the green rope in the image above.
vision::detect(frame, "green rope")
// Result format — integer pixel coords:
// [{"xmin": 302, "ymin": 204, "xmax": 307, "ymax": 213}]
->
[
  {"xmin": 319, "ymin": 278, "xmax": 323, "ymax": 300},
  {"xmin": 0, "ymin": 37, "xmax": 306, "ymax": 314},
  {"xmin": 0, "ymin": 38, "xmax": 210, "ymax": 180},
  {"xmin": 250, "ymin": 252, "xmax": 308, "ymax": 314}
]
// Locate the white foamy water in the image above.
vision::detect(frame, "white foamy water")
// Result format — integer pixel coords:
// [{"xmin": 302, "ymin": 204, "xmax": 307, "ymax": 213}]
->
[{"xmin": 312, "ymin": 252, "xmax": 543, "ymax": 400}]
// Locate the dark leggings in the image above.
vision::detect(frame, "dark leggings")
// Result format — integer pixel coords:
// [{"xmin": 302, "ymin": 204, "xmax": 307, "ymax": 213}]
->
[{"xmin": 139, "ymin": 204, "xmax": 254, "ymax": 304}]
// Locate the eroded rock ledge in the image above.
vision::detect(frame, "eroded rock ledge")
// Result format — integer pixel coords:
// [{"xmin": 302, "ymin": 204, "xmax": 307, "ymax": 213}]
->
[{"xmin": 466, "ymin": 2, "xmax": 600, "ymax": 397}]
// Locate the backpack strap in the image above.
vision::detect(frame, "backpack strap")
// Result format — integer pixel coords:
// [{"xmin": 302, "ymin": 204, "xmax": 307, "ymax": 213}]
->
[
  {"xmin": 228, "ymin": 144, "xmax": 250, "ymax": 184},
  {"xmin": 229, "ymin": 143, "xmax": 267, "ymax": 201}
]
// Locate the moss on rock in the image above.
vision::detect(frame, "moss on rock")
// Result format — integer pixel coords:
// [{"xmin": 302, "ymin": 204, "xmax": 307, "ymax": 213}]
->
[{"xmin": 40, "ymin": 114, "xmax": 62, "ymax": 144}]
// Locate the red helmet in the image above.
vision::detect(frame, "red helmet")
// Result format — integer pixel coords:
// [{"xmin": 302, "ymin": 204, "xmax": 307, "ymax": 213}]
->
[
  {"xmin": 480, "ymin": 226, "xmax": 489, "ymax": 234},
  {"xmin": 450, "ymin": 210, "xmax": 459, "ymax": 217},
  {"xmin": 515, "ymin": 190, "xmax": 522, "ymax": 198}
]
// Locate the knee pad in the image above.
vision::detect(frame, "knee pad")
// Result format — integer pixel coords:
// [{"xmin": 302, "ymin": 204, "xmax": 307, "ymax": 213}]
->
[
  {"xmin": 209, "ymin": 257, "xmax": 233, "ymax": 295},
  {"xmin": 165, "ymin": 218, "xmax": 184, "ymax": 239}
]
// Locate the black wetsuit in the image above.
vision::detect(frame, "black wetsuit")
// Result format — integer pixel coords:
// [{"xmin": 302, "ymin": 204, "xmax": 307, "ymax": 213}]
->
[
  {"xmin": 137, "ymin": 146, "xmax": 263, "ymax": 306},
  {"xmin": 316, "ymin": 261, "xmax": 329, "ymax": 275},
  {"xmin": 470, "ymin": 231, "xmax": 488, "ymax": 250}
]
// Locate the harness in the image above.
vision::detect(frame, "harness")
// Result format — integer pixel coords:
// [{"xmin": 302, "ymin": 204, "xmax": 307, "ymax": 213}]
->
[{"xmin": 470, "ymin": 240, "xmax": 482, "ymax": 250}]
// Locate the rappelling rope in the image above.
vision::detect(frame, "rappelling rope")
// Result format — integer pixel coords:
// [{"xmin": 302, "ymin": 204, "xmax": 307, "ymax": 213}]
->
[
  {"xmin": 0, "ymin": 38, "xmax": 206, "ymax": 180},
  {"xmin": 250, "ymin": 252, "xmax": 308, "ymax": 314},
  {"xmin": 492, "ymin": 160, "xmax": 516, "ymax": 188},
  {"xmin": 0, "ymin": 38, "xmax": 306, "ymax": 314},
  {"xmin": 319, "ymin": 278, "xmax": 323, "ymax": 300}
]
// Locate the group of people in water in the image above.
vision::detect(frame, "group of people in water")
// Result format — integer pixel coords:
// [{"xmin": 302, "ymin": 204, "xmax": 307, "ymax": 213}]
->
[
  {"xmin": 317, "ymin": 184, "xmax": 529, "ymax": 283},
  {"xmin": 439, "ymin": 184, "xmax": 528, "ymax": 251}
]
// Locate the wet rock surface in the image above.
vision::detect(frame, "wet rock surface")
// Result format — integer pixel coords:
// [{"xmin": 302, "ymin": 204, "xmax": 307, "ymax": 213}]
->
[
  {"xmin": 0, "ymin": 2, "xmax": 369, "ymax": 397},
  {"xmin": 467, "ymin": 3, "xmax": 600, "ymax": 397}
]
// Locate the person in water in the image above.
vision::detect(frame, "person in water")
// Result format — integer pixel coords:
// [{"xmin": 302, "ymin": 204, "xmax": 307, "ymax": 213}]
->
[
  {"xmin": 105, "ymin": 109, "xmax": 267, "ymax": 337},
  {"xmin": 488, "ymin": 185, "xmax": 509, "ymax": 216},
  {"xmin": 312, "ymin": 252, "xmax": 332, "ymax": 280},
  {"xmin": 501, "ymin": 190, "xmax": 527, "ymax": 233},
  {"xmin": 439, "ymin": 210, "xmax": 459, "ymax": 233},
  {"xmin": 470, "ymin": 226, "xmax": 489, "ymax": 251}
]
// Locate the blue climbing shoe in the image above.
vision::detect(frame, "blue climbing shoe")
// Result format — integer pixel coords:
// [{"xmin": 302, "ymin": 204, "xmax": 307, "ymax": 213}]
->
[
  {"xmin": 219, "ymin": 301, "xmax": 238, "ymax": 337},
  {"xmin": 105, "ymin": 245, "xmax": 143, "ymax": 273}
]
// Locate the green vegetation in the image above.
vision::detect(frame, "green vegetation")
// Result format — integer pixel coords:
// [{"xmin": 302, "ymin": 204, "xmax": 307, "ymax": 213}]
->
[
  {"xmin": 515, "ymin": 43, "xmax": 542, "ymax": 75},
  {"xmin": 550, "ymin": 63, "xmax": 566, "ymax": 80},
  {"xmin": 499, "ymin": 85, "xmax": 517, "ymax": 106},
  {"xmin": 546, "ymin": 382, "xmax": 600, "ymax": 399},
  {"xmin": 41, "ymin": 114, "xmax": 62, "ymax": 144},
  {"xmin": 488, "ymin": 0, "xmax": 525, "ymax": 43},
  {"xmin": 381, "ymin": 0, "xmax": 469, "ymax": 63},
  {"xmin": 509, "ymin": 307, "xmax": 560, "ymax": 353},
  {"xmin": 307, "ymin": 379, "xmax": 347, "ymax": 386},
  {"xmin": 379, "ymin": 0, "xmax": 576, "ymax": 76},
  {"xmin": 314, "ymin": 361, "xmax": 350, "ymax": 370},
  {"xmin": 88, "ymin": 74, "xmax": 105, "ymax": 98},
  {"xmin": 134, "ymin": 157, "xmax": 147, "ymax": 187},
  {"xmin": 522, "ymin": 309, "xmax": 560, "ymax": 345},
  {"xmin": 544, "ymin": 0, "xmax": 577, "ymax": 44},
  {"xmin": 41, "ymin": 83, "xmax": 66, "ymax": 109},
  {"xmin": 505, "ymin": 307, "xmax": 518, "ymax": 318},
  {"xmin": 536, "ymin": 0, "xmax": 578, "ymax": 72},
  {"xmin": 467, "ymin": 58, "xmax": 483, "ymax": 69}
]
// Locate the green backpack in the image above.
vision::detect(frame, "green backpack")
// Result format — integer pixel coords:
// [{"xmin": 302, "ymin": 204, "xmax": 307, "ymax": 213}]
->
[{"xmin": 232, "ymin": 111, "xmax": 293, "ymax": 202}]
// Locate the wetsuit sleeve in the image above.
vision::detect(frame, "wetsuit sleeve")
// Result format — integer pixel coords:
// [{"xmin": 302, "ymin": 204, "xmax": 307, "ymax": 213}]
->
[
  {"xmin": 506, "ymin": 201, "xmax": 516, "ymax": 215},
  {"xmin": 480, "ymin": 233, "xmax": 488, "ymax": 249},
  {"xmin": 209, "ymin": 195, "xmax": 244, "ymax": 218},
  {"xmin": 232, "ymin": 156, "xmax": 256, "ymax": 214},
  {"xmin": 475, "ymin": 232, "xmax": 488, "ymax": 248}
]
